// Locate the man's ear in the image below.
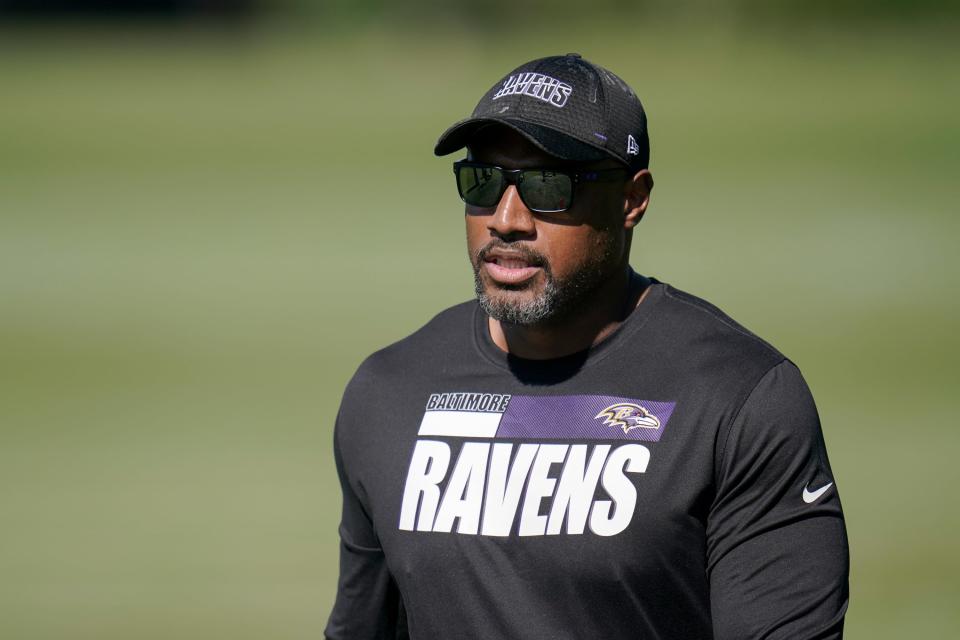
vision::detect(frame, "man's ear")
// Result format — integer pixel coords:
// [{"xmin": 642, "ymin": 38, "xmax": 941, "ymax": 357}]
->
[{"xmin": 623, "ymin": 169, "xmax": 653, "ymax": 229}]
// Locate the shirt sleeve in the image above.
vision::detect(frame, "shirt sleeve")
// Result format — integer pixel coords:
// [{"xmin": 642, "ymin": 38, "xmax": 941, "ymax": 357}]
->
[
  {"xmin": 707, "ymin": 360, "xmax": 849, "ymax": 640},
  {"xmin": 324, "ymin": 413, "xmax": 406, "ymax": 640}
]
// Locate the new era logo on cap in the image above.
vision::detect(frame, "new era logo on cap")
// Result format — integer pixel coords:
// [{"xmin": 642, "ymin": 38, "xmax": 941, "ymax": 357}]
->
[{"xmin": 627, "ymin": 134, "xmax": 640, "ymax": 156}]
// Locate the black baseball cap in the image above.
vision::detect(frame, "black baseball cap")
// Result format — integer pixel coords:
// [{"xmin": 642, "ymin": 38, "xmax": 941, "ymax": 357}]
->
[{"xmin": 434, "ymin": 53, "xmax": 649, "ymax": 172}]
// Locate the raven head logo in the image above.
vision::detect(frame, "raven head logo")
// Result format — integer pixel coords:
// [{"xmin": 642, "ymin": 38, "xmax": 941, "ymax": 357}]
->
[{"xmin": 594, "ymin": 403, "xmax": 661, "ymax": 434}]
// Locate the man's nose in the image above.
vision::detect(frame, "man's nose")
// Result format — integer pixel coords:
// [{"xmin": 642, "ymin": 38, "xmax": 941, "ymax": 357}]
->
[{"xmin": 487, "ymin": 185, "xmax": 536, "ymax": 239}]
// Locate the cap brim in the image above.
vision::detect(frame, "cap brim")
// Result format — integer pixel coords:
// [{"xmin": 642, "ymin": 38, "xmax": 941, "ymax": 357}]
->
[{"xmin": 434, "ymin": 117, "xmax": 611, "ymax": 164}]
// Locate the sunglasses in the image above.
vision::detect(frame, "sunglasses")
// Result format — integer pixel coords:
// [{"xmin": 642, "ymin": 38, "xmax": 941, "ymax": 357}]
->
[{"xmin": 453, "ymin": 160, "xmax": 628, "ymax": 214}]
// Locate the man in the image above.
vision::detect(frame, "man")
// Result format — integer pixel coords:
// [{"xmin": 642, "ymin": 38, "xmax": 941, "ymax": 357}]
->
[{"xmin": 325, "ymin": 54, "xmax": 848, "ymax": 639}]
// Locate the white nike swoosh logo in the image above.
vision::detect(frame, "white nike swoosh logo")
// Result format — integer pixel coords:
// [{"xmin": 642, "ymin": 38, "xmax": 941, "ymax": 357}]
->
[{"xmin": 802, "ymin": 482, "xmax": 834, "ymax": 504}]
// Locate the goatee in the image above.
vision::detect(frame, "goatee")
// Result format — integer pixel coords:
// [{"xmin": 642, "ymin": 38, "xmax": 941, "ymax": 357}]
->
[{"xmin": 472, "ymin": 238, "xmax": 617, "ymax": 327}]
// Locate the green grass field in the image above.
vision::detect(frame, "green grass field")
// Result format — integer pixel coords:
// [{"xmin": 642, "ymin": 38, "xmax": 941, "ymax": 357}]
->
[{"xmin": 1, "ymin": 20, "xmax": 958, "ymax": 638}]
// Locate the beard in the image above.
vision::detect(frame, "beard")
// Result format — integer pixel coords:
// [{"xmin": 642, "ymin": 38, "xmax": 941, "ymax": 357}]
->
[{"xmin": 472, "ymin": 235, "xmax": 618, "ymax": 327}]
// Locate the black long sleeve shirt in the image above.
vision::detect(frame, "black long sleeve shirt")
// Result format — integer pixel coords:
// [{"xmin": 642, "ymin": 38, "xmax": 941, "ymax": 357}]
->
[{"xmin": 325, "ymin": 278, "xmax": 849, "ymax": 639}]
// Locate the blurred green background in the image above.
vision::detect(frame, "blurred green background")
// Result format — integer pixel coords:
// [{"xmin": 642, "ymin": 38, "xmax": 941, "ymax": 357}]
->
[{"xmin": 1, "ymin": 2, "xmax": 958, "ymax": 638}]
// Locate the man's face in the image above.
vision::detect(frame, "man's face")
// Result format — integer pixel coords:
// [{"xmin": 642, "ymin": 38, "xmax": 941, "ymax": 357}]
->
[{"xmin": 465, "ymin": 126, "xmax": 631, "ymax": 326}]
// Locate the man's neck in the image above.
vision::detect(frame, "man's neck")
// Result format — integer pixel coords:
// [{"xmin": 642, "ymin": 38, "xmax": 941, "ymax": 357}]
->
[{"xmin": 488, "ymin": 267, "xmax": 650, "ymax": 360}]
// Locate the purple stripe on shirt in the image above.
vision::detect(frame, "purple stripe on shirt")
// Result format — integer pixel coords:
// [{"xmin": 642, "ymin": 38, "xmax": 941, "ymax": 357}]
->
[{"xmin": 496, "ymin": 395, "xmax": 675, "ymax": 441}]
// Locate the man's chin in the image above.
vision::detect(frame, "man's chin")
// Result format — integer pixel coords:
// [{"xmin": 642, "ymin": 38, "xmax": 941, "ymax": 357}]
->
[
  {"xmin": 473, "ymin": 264, "xmax": 562, "ymax": 326},
  {"xmin": 475, "ymin": 282, "xmax": 557, "ymax": 326},
  {"xmin": 481, "ymin": 288, "xmax": 540, "ymax": 309}
]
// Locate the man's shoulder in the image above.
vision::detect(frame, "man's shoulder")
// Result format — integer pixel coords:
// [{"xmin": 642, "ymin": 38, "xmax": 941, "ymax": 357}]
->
[
  {"xmin": 650, "ymin": 280, "xmax": 788, "ymax": 375},
  {"xmin": 349, "ymin": 299, "xmax": 477, "ymax": 386}
]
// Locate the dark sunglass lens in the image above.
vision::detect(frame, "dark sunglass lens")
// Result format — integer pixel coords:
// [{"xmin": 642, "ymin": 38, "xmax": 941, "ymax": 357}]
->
[
  {"xmin": 457, "ymin": 165, "xmax": 505, "ymax": 207},
  {"xmin": 519, "ymin": 170, "xmax": 573, "ymax": 212}
]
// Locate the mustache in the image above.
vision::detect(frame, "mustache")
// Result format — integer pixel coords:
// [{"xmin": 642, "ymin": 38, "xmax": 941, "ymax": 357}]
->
[{"xmin": 475, "ymin": 239, "xmax": 549, "ymax": 269}]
